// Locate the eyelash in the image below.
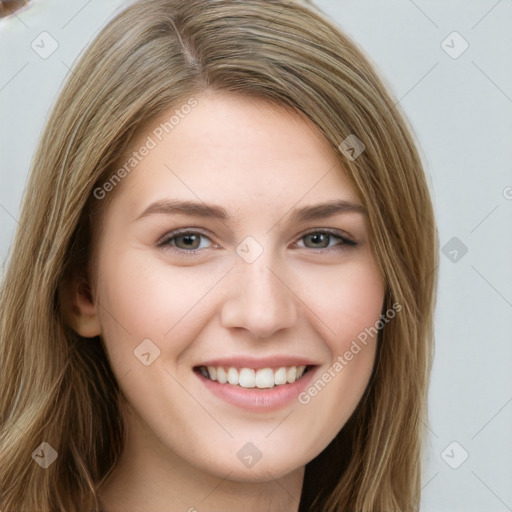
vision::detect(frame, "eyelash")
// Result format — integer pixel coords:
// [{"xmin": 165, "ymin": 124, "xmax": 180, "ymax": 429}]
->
[{"xmin": 156, "ymin": 228, "xmax": 357, "ymax": 257}]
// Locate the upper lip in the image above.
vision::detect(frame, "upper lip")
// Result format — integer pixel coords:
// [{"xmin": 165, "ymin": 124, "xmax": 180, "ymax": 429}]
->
[{"xmin": 195, "ymin": 356, "xmax": 319, "ymax": 370}]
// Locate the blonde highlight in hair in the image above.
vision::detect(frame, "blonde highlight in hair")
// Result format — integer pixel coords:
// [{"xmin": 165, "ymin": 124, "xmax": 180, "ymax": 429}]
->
[{"xmin": 0, "ymin": 1, "xmax": 438, "ymax": 510}]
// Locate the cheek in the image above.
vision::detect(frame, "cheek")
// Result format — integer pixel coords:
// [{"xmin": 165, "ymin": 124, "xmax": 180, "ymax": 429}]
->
[
  {"xmin": 293, "ymin": 257, "xmax": 384, "ymax": 444},
  {"xmin": 302, "ymin": 255, "xmax": 385, "ymax": 352},
  {"xmin": 95, "ymin": 248, "xmax": 224, "ymax": 369}
]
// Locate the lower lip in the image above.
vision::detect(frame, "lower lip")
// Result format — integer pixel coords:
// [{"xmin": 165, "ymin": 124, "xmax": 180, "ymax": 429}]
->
[{"xmin": 195, "ymin": 367, "xmax": 318, "ymax": 412}]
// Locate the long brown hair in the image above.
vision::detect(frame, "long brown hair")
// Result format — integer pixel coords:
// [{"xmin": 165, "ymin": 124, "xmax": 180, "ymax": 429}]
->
[{"xmin": 0, "ymin": 1, "xmax": 438, "ymax": 510}]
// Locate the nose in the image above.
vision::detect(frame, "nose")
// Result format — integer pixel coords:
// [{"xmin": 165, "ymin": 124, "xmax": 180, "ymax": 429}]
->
[{"xmin": 220, "ymin": 252, "xmax": 298, "ymax": 339}]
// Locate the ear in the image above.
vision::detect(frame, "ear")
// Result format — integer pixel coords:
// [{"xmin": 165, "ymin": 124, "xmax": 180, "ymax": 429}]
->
[{"xmin": 59, "ymin": 273, "xmax": 101, "ymax": 338}]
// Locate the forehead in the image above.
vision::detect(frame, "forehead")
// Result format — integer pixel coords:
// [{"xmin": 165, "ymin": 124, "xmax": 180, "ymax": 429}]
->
[{"xmin": 113, "ymin": 91, "xmax": 362, "ymax": 218}]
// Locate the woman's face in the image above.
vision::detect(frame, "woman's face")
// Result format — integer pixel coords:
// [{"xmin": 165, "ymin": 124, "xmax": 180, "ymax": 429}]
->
[{"xmin": 87, "ymin": 91, "xmax": 385, "ymax": 482}]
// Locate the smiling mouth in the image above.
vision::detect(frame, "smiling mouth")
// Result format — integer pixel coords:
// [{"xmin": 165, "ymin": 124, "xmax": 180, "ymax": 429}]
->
[{"xmin": 193, "ymin": 365, "xmax": 314, "ymax": 389}]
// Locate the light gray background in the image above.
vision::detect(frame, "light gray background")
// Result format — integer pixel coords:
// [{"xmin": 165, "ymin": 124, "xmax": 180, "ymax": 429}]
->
[{"xmin": 1, "ymin": 1, "xmax": 511, "ymax": 510}]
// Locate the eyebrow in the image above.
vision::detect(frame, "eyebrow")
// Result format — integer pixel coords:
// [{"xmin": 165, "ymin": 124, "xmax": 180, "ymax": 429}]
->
[{"xmin": 135, "ymin": 198, "xmax": 367, "ymax": 223}]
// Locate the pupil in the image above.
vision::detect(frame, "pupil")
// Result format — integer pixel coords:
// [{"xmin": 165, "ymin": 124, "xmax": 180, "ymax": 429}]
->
[
  {"xmin": 180, "ymin": 234, "xmax": 199, "ymax": 249},
  {"xmin": 309, "ymin": 233, "xmax": 328, "ymax": 248}
]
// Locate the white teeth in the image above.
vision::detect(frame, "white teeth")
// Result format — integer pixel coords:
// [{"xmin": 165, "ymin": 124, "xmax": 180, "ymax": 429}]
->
[
  {"xmin": 255, "ymin": 368, "xmax": 275, "ymax": 389},
  {"xmin": 286, "ymin": 366, "xmax": 297, "ymax": 383},
  {"xmin": 200, "ymin": 365, "xmax": 308, "ymax": 388},
  {"xmin": 274, "ymin": 367, "xmax": 288, "ymax": 385},
  {"xmin": 216, "ymin": 367, "xmax": 228, "ymax": 384},
  {"xmin": 207, "ymin": 366, "xmax": 217, "ymax": 381},
  {"xmin": 227, "ymin": 367, "xmax": 239, "ymax": 385},
  {"xmin": 239, "ymin": 368, "xmax": 256, "ymax": 388}
]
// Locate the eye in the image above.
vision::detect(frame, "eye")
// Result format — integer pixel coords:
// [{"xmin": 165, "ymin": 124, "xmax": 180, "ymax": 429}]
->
[
  {"xmin": 296, "ymin": 230, "xmax": 356, "ymax": 252},
  {"xmin": 156, "ymin": 229, "xmax": 214, "ymax": 253},
  {"xmin": 156, "ymin": 228, "xmax": 357, "ymax": 256}
]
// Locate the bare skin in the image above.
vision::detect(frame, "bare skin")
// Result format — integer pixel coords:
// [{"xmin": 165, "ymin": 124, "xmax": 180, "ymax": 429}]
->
[{"xmin": 67, "ymin": 91, "xmax": 385, "ymax": 512}]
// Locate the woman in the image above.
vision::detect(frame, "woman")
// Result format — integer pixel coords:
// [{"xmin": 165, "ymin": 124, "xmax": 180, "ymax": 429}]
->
[{"xmin": 0, "ymin": 0, "xmax": 438, "ymax": 510}]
